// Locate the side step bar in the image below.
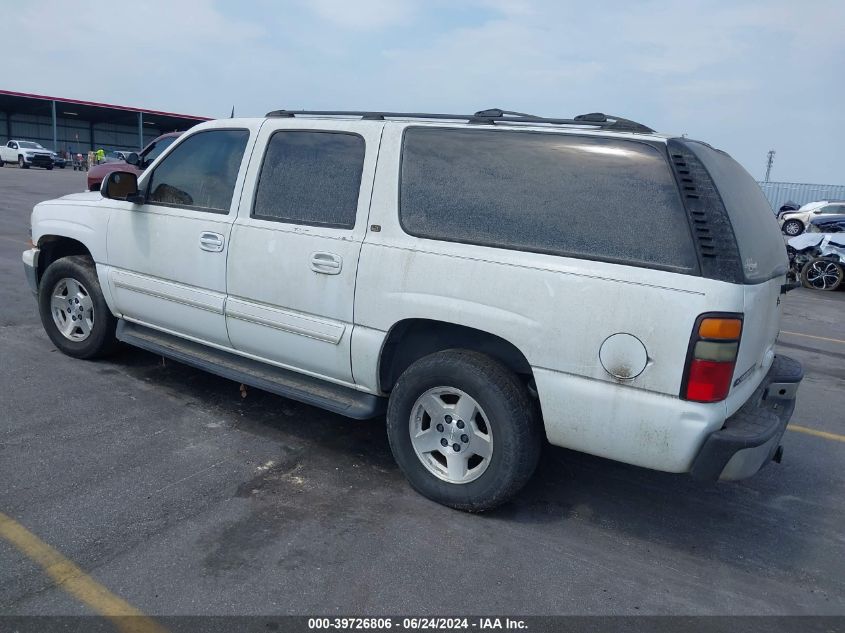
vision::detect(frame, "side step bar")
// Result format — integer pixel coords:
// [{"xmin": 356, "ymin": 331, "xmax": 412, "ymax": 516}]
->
[{"xmin": 116, "ymin": 321, "xmax": 386, "ymax": 420}]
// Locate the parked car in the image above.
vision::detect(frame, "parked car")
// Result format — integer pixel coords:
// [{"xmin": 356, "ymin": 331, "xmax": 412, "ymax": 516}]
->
[
  {"xmin": 776, "ymin": 201, "xmax": 801, "ymax": 218},
  {"xmin": 779, "ymin": 200, "xmax": 845, "ymax": 236},
  {"xmin": 0, "ymin": 140, "xmax": 54, "ymax": 169},
  {"xmin": 808, "ymin": 213, "xmax": 845, "ymax": 233},
  {"xmin": 787, "ymin": 233, "xmax": 845, "ymax": 290},
  {"xmin": 86, "ymin": 132, "xmax": 181, "ymax": 191},
  {"xmin": 23, "ymin": 109, "xmax": 802, "ymax": 511},
  {"xmin": 51, "ymin": 152, "xmax": 67, "ymax": 169},
  {"xmin": 102, "ymin": 150, "xmax": 136, "ymax": 164}
]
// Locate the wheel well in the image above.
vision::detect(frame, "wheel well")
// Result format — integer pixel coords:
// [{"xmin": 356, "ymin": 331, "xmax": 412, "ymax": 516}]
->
[
  {"xmin": 379, "ymin": 319, "xmax": 533, "ymax": 392},
  {"xmin": 36, "ymin": 237, "xmax": 92, "ymax": 284}
]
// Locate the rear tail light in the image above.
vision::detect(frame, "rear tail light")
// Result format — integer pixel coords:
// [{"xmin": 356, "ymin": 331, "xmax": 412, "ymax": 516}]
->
[{"xmin": 682, "ymin": 315, "xmax": 743, "ymax": 403}]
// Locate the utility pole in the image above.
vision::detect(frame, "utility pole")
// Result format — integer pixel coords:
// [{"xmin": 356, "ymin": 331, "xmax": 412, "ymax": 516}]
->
[{"xmin": 764, "ymin": 150, "xmax": 775, "ymax": 182}]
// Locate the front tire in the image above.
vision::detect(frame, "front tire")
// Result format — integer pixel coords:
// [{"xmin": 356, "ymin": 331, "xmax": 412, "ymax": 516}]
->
[
  {"xmin": 38, "ymin": 256, "xmax": 118, "ymax": 359},
  {"xmin": 386, "ymin": 350, "xmax": 542, "ymax": 512},
  {"xmin": 801, "ymin": 258, "xmax": 844, "ymax": 291},
  {"xmin": 782, "ymin": 219, "xmax": 804, "ymax": 236},
  {"xmin": 18, "ymin": 156, "xmax": 29, "ymax": 169}
]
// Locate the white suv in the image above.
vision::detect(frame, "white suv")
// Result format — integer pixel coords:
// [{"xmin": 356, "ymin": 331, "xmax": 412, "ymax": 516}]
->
[
  {"xmin": 779, "ymin": 200, "xmax": 845, "ymax": 236},
  {"xmin": 22, "ymin": 109, "xmax": 802, "ymax": 511}
]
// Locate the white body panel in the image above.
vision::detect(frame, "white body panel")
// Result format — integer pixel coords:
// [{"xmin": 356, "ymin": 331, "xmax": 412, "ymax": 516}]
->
[
  {"xmin": 224, "ymin": 119, "xmax": 383, "ymax": 385},
  {"xmin": 104, "ymin": 119, "xmax": 263, "ymax": 347},
  {"xmin": 353, "ymin": 121, "xmax": 758, "ymax": 471}
]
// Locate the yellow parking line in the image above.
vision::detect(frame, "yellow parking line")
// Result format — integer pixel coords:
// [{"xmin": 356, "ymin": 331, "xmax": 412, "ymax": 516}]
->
[
  {"xmin": 0, "ymin": 512, "xmax": 168, "ymax": 633},
  {"xmin": 788, "ymin": 424, "xmax": 845, "ymax": 443},
  {"xmin": 781, "ymin": 330, "xmax": 845, "ymax": 345}
]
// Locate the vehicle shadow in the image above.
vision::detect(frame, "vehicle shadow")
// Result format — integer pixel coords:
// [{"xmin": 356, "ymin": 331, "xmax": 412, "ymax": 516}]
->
[{"xmin": 106, "ymin": 345, "xmax": 838, "ymax": 583}]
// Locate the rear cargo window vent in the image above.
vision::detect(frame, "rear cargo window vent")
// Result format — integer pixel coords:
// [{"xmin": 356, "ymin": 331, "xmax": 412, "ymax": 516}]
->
[{"xmin": 667, "ymin": 139, "xmax": 743, "ymax": 282}]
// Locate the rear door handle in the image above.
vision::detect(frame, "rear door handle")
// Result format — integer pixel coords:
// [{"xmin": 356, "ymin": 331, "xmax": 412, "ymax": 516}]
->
[
  {"xmin": 199, "ymin": 232, "xmax": 224, "ymax": 252},
  {"xmin": 310, "ymin": 252, "xmax": 342, "ymax": 275}
]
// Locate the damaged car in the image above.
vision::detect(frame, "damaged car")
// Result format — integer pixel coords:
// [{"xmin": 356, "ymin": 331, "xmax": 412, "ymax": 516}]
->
[{"xmin": 787, "ymin": 233, "xmax": 845, "ymax": 290}]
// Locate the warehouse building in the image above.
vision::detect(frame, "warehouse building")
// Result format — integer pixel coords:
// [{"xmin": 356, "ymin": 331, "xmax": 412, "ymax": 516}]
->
[
  {"xmin": 758, "ymin": 181, "xmax": 845, "ymax": 211},
  {"xmin": 0, "ymin": 89, "xmax": 210, "ymax": 157}
]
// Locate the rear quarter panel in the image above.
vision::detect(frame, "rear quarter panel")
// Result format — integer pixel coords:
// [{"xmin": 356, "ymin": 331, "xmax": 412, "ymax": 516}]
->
[{"xmin": 355, "ymin": 123, "xmax": 747, "ymax": 472}]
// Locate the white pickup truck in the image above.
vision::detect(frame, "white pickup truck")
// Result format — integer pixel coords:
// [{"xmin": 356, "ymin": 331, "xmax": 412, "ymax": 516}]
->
[
  {"xmin": 22, "ymin": 109, "xmax": 802, "ymax": 511},
  {"xmin": 1, "ymin": 139, "xmax": 55, "ymax": 169}
]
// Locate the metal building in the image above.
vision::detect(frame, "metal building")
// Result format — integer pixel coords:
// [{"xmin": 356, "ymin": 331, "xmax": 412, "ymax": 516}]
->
[
  {"xmin": 758, "ymin": 181, "xmax": 845, "ymax": 211},
  {"xmin": 0, "ymin": 89, "xmax": 210, "ymax": 157}
]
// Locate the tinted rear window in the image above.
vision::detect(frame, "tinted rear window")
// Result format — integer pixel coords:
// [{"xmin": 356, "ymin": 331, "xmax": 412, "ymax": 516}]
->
[
  {"xmin": 252, "ymin": 131, "xmax": 365, "ymax": 229},
  {"xmin": 400, "ymin": 128, "xmax": 698, "ymax": 273},
  {"xmin": 686, "ymin": 142, "xmax": 788, "ymax": 283}
]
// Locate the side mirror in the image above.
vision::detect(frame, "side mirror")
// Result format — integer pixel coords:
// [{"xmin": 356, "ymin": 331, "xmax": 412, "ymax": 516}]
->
[
  {"xmin": 101, "ymin": 171, "xmax": 144, "ymax": 204},
  {"xmin": 126, "ymin": 152, "xmax": 140, "ymax": 167}
]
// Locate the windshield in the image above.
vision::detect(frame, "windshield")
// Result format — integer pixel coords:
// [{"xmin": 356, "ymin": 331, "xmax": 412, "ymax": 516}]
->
[
  {"xmin": 142, "ymin": 136, "xmax": 177, "ymax": 165},
  {"xmin": 18, "ymin": 141, "xmax": 43, "ymax": 149}
]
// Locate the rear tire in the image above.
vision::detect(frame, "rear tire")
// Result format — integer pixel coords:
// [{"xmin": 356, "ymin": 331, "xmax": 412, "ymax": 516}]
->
[
  {"xmin": 782, "ymin": 219, "xmax": 804, "ymax": 236},
  {"xmin": 800, "ymin": 258, "xmax": 844, "ymax": 291},
  {"xmin": 386, "ymin": 350, "xmax": 542, "ymax": 512},
  {"xmin": 38, "ymin": 255, "xmax": 118, "ymax": 359}
]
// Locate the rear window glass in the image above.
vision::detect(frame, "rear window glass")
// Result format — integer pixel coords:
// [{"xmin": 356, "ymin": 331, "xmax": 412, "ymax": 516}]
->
[
  {"xmin": 399, "ymin": 128, "xmax": 698, "ymax": 272},
  {"xmin": 252, "ymin": 131, "xmax": 365, "ymax": 229},
  {"xmin": 686, "ymin": 142, "xmax": 788, "ymax": 283}
]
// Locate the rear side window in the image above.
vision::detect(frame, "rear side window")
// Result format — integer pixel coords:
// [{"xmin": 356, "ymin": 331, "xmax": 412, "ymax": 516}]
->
[
  {"xmin": 147, "ymin": 129, "xmax": 248, "ymax": 213},
  {"xmin": 685, "ymin": 141, "xmax": 788, "ymax": 283},
  {"xmin": 252, "ymin": 131, "xmax": 365, "ymax": 229},
  {"xmin": 400, "ymin": 128, "xmax": 698, "ymax": 272}
]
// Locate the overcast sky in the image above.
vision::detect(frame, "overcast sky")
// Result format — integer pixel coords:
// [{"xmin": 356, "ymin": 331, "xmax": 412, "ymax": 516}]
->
[{"xmin": 3, "ymin": 0, "xmax": 843, "ymax": 184}]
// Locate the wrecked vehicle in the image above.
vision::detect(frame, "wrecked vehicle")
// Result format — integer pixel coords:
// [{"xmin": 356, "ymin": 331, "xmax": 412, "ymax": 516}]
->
[
  {"xmin": 787, "ymin": 233, "xmax": 845, "ymax": 290},
  {"xmin": 809, "ymin": 213, "xmax": 845, "ymax": 234}
]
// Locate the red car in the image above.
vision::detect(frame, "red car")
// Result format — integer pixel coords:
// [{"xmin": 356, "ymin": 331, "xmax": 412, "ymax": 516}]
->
[{"xmin": 86, "ymin": 132, "xmax": 182, "ymax": 191}]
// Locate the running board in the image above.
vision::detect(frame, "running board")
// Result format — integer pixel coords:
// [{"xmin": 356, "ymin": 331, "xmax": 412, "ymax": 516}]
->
[{"xmin": 116, "ymin": 321, "xmax": 385, "ymax": 419}]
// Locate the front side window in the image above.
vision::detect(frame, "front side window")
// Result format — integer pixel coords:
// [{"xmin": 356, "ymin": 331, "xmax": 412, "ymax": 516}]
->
[
  {"xmin": 400, "ymin": 127, "xmax": 698, "ymax": 272},
  {"xmin": 252, "ymin": 131, "xmax": 365, "ymax": 229},
  {"xmin": 146, "ymin": 130, "xmax": 248, "ymax": 213}
]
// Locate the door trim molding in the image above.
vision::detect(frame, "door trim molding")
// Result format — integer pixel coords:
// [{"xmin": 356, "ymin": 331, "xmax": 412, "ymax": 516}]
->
[
  {"xmin": 110, "ymin": 269, "xmax": 224, "ymax": 314},
  {"xmin": 226, "ymin": 297, "xmax": 345, "ymax": 344}
]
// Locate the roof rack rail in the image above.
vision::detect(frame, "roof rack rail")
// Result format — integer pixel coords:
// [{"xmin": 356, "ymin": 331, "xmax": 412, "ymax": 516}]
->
[{"xmin": 264, "ymin": 108, "xmax": 654, "ymax": 133}]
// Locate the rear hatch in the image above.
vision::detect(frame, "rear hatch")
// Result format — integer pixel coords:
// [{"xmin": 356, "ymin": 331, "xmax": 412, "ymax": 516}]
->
[{"xmin": 680, "ymin": 141, "xmax": 789, "ymax": 412}]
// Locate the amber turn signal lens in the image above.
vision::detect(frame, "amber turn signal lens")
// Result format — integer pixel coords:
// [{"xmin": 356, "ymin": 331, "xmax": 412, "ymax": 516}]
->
[{"xmin": 698, "ymin": 318, "xmax": 742, "ymax": 340}]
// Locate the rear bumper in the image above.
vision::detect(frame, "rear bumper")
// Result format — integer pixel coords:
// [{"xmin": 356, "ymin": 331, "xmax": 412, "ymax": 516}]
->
[{"xmin": 690, "ymin": 355, "xmax": 803, "ymax": 481}]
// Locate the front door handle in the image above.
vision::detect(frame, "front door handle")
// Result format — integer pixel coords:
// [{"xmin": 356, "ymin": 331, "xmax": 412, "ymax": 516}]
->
[
  {"xmin": 199, "ymin": 232, "xmax": 224, "ymax": 252},
  {"xmin": 310, "ymin": 252, "xmax": 342, "ymax": 275}
]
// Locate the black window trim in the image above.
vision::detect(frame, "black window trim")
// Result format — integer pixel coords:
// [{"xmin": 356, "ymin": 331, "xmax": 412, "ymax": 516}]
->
[
  {"xmin": 397, "ymin": 125, "xmax": 698, "ymax": 276},
  {"xmin": 249, "ymin": 128, "xmax": 366, "ymax": 231},
  {"xmin": 144, "ymin": 127, "xmax": 250, "ymax": 216}
]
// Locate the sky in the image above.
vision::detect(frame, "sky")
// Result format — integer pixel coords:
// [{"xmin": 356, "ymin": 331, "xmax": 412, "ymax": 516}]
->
[{"xmin": 2, "ymin": 0, "xmax": 843, "ymax": 184}]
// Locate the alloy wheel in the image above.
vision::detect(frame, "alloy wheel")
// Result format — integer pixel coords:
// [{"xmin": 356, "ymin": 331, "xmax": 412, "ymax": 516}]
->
[
  {"xmin": 50, "ymin": 278, "xmax": 94, "ymax": 341},
  {"xmin": 408, "ymin": 387, "xmax": 493, "ymax": 484}
]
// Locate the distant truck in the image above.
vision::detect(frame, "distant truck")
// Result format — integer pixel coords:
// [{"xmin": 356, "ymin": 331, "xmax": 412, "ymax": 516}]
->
[{"xmin": 0, "ymin": 140, "xmax": 54, "ymax": 169}]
